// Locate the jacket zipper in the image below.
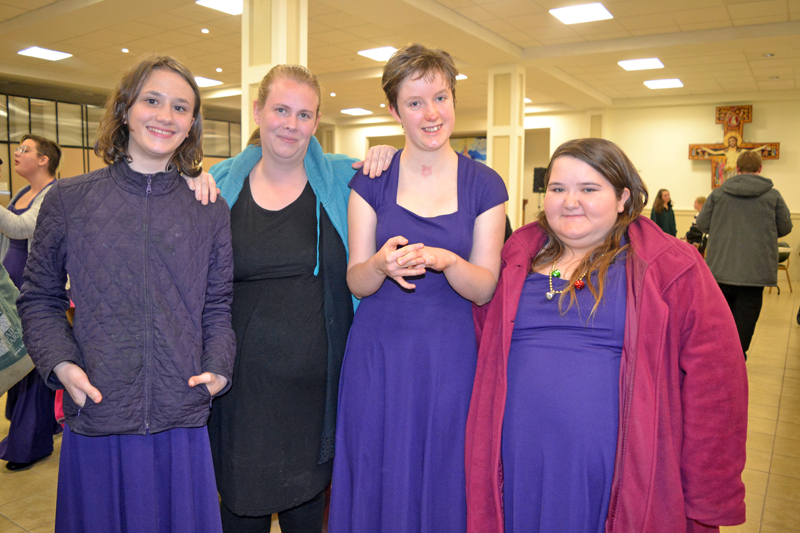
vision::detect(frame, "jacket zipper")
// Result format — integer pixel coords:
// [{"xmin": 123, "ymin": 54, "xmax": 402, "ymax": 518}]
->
[{"xmin": 143, "ymin": 174, "xmax": 152, "ymax": 433}]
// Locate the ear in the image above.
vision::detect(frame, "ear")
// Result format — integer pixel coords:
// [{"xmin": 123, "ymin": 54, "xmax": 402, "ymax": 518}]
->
[
  {"xmin": 253, "ymin": 100, "xmax": 261, "ymax": 125},
  {"xmin": 311, "ymin": 113, "xmax": 321, "ymax": 136},
  {"xmin": 38, "ymin": 155, "xmax": 49, "ymax": 169},
  {"xmin": 388, "ymin": 104, "xmax": 402, "ymax": 125},
  {"xmin": 617, "ymin": 188, "xmax": 631, "ymax": 214}
]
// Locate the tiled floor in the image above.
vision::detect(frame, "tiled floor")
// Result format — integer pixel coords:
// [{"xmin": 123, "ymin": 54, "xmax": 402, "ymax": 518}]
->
[{"xmin": 1, "ymin": 281, "xmax": 798, "ymax": 532}]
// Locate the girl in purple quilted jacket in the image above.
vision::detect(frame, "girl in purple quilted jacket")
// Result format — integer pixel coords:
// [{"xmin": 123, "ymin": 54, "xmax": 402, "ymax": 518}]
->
[{"xmin": 17, "ymin": 54, "xmax": 235, "ymax": 533}]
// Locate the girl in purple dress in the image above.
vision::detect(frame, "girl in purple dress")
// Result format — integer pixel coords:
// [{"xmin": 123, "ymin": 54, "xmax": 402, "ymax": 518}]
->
[
  {"xmin": 0, "ymin": 135, "xmax": 61, "ymax": 472},
  {"xmin": 329, "ymin": 44, "xmax": 508, "ymax": 532},
  {"xmin": 18, "ymin": 55, "xmax": 235, "ymax": 533}
]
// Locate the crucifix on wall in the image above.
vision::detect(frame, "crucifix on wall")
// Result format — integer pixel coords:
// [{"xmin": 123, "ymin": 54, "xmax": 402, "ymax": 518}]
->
[{"xmin": 688, "ymin": 105, "xmax": 779, "ymax": 188}]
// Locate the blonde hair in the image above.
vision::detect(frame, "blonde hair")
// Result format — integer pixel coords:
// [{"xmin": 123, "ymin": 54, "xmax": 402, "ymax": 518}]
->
[{"xmin": 247, "ymin": 64, "xmax": 322, "ymax": 146}]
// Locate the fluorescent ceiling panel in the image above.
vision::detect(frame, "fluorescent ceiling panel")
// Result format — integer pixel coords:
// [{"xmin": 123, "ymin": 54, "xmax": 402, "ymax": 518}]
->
[
  {"xmin": 618, "ymin": 58, "xmax": 664, "ymax": 71},
  {"xmin": 196, "ymin": 0, "xmax": 243, "ymax": 15},
  {"xmin": 194, "ymin": 76, "xmax": 223, "ymax": 87},
  {"xmin": 357, "ymin": 47, "xmax": 397, "ymax": 62},
  {"xmin": 18, "ymin": 46, "xmax": 72, "ymax": 61},
  {"xmin": 341, "ymin": 108, "xmax": 373, "ymax": 116},
  {"xmin": 549, "ymin": 3, "xmax": 613, "ymax": 24},
  {"xmin": 644, "ymin": 79, "xmax": 683, "ymax": 89}
]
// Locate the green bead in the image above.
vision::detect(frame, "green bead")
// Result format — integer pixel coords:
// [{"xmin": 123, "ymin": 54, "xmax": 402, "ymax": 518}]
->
[{"xmin": 552, "ymin": 269, "xmax": 561, "ymax": 278}]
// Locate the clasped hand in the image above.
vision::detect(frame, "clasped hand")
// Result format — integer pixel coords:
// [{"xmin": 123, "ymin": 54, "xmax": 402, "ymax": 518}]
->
[{"xmin": 376, "ymin": 236, "xmax": 455, "ymax": 290}]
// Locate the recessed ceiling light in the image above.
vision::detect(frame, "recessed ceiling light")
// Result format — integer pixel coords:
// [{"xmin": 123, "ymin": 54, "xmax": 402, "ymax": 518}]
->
[
  {"xmin": 549, "ymin": 3, "xmax": 613, "ymax": 25},
  {"xmin": 201, "ymin": 28, "xmax": 210, "ymax": 34},
  {"xmin": 763, "ymin": 53, "xmax": 774, "ymax": 58},
  {"xmin": 18, "ymin": 46, "xmax": 72, "ymax": 61},
  {"xmin": 330, "ymin": 92, "xmax": 336, "ymax": 97},
  {"xmin": 196, "ymin": 0, "xmax": 243, "ymax": 15},
  {"xmin": 644, "ymin": 79, "xmax": 683, "ymax": 89},
  {"xmin": 380, "ymin": 103, "xmax": 386, "ymax": 107},
  {"xmin": 456, "ymin": 74, "xmax": 467, "ymax": 80},
  {"xmin": 357, "ymin": 47, "xmax": 397, "ymax": 62},
  {"xmin": 194, "ymin": 76, "xmax": 223, "ymax": 87},
  {"xmin": 341, "ymin": 108, "xmax": 373, "ymax": 116},
  {"xmin": 216, "ymin": 67, "xmax": 222, "ymax": 72},
  {"xmin": 618, "ymin": 58, "xmax": 664, "ymax": 71},
  {"xmin": 524, "ymin": 97, "xmax": 531, "ymax": 103}
]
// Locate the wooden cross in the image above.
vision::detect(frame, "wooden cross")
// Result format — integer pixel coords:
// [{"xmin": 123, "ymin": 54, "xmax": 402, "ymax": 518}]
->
[{"xmin": 689, "ymin": 105, "xmax": 779, "ymax": 188}]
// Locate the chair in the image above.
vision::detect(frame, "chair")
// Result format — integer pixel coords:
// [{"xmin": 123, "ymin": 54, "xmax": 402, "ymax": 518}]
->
[{"xmin": 770, "ymin": 242, "xmax": 792, "ymax": 294}]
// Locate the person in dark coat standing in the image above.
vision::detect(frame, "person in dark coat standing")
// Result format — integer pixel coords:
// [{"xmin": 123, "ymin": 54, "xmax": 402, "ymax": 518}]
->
[
  {"xmin": 696, "ymin": 150, "xmax": 792, "ymax": 357},
  {"xmin": 17, "ymin": 54, "xmax": 235, "ymax": 532},
  {"xmin": 650, "ymin": 188, "xmax": 677, "ymax": 236}
]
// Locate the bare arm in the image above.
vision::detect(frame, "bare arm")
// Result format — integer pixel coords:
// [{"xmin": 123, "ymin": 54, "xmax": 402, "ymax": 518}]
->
[
  {"xmin": 351, "ymin": 145, "xmax": 398, "ymax": 178},
  {"xmin": 699, "ymin": 147, "xmax": 724, "ymax": 156},
  {"xmin": 417, "ymin": 204, "xmax": 506, "ymax": 305},
  {"xmin": 346, "ymin": 190, "xmax": 427, "ymax": 297}
]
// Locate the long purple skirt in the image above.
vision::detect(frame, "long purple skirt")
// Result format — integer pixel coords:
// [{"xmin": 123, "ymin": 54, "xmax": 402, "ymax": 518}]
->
[
  {"xmin": 0, "ymin": 369, "xmax": 60, "ymax": 463},
  {"xmin": 56, "ymin": 425, "xmax": 222, "ymax": 533}
]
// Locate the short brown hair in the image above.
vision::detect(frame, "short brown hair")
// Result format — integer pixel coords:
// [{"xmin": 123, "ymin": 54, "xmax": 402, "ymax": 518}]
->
[
  {"xmin": 21, "ymin": 134, "xmax": 61, "ymax": 176},
  {"xmin": 536, "ymin": 138, "xmax": 648, "ymax": 316},
  {"xmin": 737, "ymin": 150, "xmax": 762, "ymax": 174},
  {"xmin": 94, "ymin": 54, "xmax": 204, "ymax": 177},
  {"xmin": 247, "ymin": 64, "xmax": 322, "ymax": 146},
  {"xmin": 382, "ymin": 43, "xmax": 458, "ymax": 114}
]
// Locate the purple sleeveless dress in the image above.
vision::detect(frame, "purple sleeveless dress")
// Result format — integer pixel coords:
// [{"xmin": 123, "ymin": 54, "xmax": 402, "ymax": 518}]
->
[
  {"xmin": 0, "ymin": 185, "xmax": 61, "ymax": 465},
  {"xmin": 502, "ymin": 256, "xmax": 626, "ymax": 533},
  {"xmin": 329, "ymin": 152, "xmax": 507, "ymax": 533}
]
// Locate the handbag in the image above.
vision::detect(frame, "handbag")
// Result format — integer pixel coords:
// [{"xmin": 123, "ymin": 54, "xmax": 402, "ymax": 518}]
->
[{"xmin": 0, "ymin": 263, "xmax": 31, "ymax": 396}]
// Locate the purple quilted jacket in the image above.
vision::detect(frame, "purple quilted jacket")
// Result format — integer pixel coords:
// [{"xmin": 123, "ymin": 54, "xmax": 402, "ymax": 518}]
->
[{"xmin": 17, "ymin": 161, "xmax": 235, "ymax": 436}]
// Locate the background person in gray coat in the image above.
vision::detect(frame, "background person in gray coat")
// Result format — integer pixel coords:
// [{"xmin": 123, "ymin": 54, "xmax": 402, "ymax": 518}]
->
[{"xmin": 696, "ymin": 150, "xmax": 792, "ymax": 358}]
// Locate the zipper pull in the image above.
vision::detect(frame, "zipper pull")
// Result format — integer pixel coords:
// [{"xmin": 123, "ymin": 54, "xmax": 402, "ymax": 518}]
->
[{"xmin": 146, "ymin": 175, "xmax": 152, "ymax": 196}]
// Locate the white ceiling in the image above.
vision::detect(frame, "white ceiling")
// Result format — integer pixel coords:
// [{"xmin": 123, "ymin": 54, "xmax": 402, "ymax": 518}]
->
[{"xmin": 1, "ymin": 0, "xmax": 799, "ymax": 124}]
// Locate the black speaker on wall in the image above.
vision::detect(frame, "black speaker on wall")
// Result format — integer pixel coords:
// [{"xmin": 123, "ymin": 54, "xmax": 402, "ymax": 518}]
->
[{"xmin": 533, "ymin": 167, "xmax": 546, "ymax": 193}]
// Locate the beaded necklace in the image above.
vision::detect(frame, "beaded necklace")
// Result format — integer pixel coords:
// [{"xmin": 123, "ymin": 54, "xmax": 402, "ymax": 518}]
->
[{"xmin": 545, "ymin": 260, "xmax": 586, "ymax": 301}]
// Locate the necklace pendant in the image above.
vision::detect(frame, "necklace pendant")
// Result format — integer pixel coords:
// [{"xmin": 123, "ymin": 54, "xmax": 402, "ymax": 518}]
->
[
  {"xmin": 574, "ymin": 279, "xmax": 586, "ymax": 290},
  {"xmin": 551, "ymin": 269, "xmax": 561, "ymax": 278},
  {"xmin": 546, "ymin": 291, "xmax": 555, "ymax": 300}
]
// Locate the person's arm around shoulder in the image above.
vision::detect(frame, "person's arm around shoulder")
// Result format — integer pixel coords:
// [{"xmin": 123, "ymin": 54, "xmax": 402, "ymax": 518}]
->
[
  {"xmin": 673, "ymin": 254, "xmax": 747, "ymax": 526},
  {"xmin": 774, "ymin": 190, "xmax": 792, "ymax": 238},
  {"xmin": 346, "ymin": 190, "xmax": 427, "ymax": 297},
  {"xmin": 0, "ymin": 185, "xmax": 51, "ymax": 240},
  {"xmin": 189, "ymin": 201, "xmax": 235, "ymax": 397}
]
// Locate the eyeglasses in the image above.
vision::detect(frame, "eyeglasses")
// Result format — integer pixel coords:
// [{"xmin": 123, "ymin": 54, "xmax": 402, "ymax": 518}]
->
[{"xmin": 15, "ymin": 145, "xmax": 44, "ymax": 156}]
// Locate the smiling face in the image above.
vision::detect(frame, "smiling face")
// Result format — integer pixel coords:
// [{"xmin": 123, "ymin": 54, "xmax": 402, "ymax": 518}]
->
[
  {"xmin": 13, "ymin": 139, "xmax": 44, "ymax": 180},
  {"xmin": 124, "ymin": 68, "xmax": 195, "ymax": 174},
  {"xmin": 544, "ymin": 155, "xmax": 630, "ymax": 254},
  {"xmin": 254, "ymin": 77, "xmax": 320, "ymax": 166},
  {"xmin": 660, "ymin": 189, "xmax": 671, "ymax": 205},
  {"xmin": 389, "ymin": 71, "xmax": 454, "ymax": 155}
]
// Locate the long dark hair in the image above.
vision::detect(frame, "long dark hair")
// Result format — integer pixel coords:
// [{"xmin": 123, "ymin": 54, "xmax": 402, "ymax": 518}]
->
[
  {"xmin": 534, "ymin": 138, "xmax": 648, "ymax": 316},
  {"xmin": 94, "ymin": 54, "xmax": 204, "ymax": 177}
]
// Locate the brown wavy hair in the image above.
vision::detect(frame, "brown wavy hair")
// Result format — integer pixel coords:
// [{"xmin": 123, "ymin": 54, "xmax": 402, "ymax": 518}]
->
[
  {"xmin": 382, "ymin": 43, "xmax": 458, "ymax": 115},
  {"xmin": 652, "ymin": 188, "xmax": 672, "ymax": 215},
  {"xmin": 247, "ymin": 64, "xmax": 322, "ymax": 146},
  {"xmin": 94, "ymin": 54, "xmax": 204, "ymax": 177},
  {"xmin": 534, "ymin": 138, "xmax": 648, "ymax": 316}
]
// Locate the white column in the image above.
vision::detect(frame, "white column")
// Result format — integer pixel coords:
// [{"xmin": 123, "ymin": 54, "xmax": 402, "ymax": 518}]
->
[
  {"xmin": 240, "ymin": 0, "xmax": 308, "ymax": 150},
  {"xmin": 486, "ymin": 64, "xmax": 526, "ymax": 229}
]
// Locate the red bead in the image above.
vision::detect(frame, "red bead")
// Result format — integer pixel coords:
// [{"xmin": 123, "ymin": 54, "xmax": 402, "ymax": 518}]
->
[{"xmin": 574, "ymin": 279, "xmax": 586, "ymax": 290}]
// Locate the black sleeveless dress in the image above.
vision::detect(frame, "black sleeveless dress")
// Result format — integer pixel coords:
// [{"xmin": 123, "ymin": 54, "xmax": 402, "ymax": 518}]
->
[{"xmin": 208, "ymin": 178, "xmax": 332, "ymax": 516}]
